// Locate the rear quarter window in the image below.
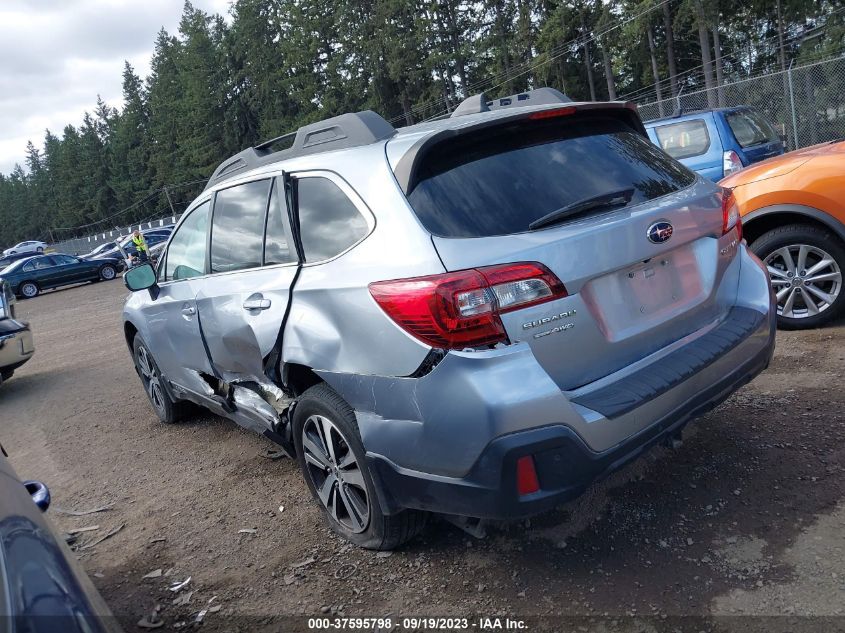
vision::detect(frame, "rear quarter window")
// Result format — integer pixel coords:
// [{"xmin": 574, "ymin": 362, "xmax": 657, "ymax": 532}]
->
[
  {"xmin": 406, "ymin": 114, "xmax": 697, "ymax": 238},
  {"xmin": 726, "ymin": 110, "xmax": 779, "ymax": 148},
  {"xmin": 653, "ymin": 119, "xmax": 711, "ymax": 159}
]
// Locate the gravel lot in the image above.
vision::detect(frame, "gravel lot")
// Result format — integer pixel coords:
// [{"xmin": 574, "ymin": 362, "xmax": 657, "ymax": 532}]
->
[{"xmin": 1, "ymin": 279, "xmax": 844, "ymax": 632}]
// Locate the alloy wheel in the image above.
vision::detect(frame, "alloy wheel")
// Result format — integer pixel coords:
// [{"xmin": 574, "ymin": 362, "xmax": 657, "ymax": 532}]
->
[
  {"xmin": 765, "ymin": 244, "xmax": 842, "ymax": 319},
  {"xmin": 21, "ymin": 283, "xmax": 37, "ymax": 298},
  {"xmin": 301, "ymin": 414, "xmax": 370, "ymax": 533},
  {"xmin": 136, "ymin": 344, "xmax": 166, "ymax": 416},
  {"xmin": 101, "ymin": 266, "xmax": 116, "ymax": 280}
]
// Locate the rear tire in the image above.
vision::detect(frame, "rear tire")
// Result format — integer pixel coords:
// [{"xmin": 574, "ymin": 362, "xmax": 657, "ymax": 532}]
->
[
  {"xmin": 19, "ymin": 282, "xmax": 39, "ymax": 299},
  {"xmin": 132, "ymin": 334, "xmax": 190, "ymax": 424},
  {"xmin": 750, "ymin": 223, "xmax": 845, "ymax": 329},
  {"xmin": 293, "ymin": 383, "xmax": 427, "ymax": 550},
  {"xmin": 99, "ymin": 264, "xmax": 116, "ymax": 281},
  {"xmin": 36, "ymin": 247, "xmax": 44, "ymax": 253}
]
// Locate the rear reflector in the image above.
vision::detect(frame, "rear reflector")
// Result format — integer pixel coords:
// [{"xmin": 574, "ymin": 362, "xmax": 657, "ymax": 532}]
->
[
  {"xmin": 721, "ymin": 188, "xmax": 742, "ymax": 241},
  {"xmin": 516, "ymin": 456, "xmax": 540, "ymax": 495},
  {"xmin": 369, "ymin": 262, "xmax": 567, "ymax": 349}
]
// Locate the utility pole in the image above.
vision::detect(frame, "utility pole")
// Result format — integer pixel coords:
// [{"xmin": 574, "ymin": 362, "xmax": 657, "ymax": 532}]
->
[{"xmin": 163, "ymin": 186, "xmax": 176, "ymax": 217}]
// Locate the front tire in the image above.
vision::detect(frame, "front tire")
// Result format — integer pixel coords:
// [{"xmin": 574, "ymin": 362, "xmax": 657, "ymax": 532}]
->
[
  {"xmin": 99, "ymin": 264, "xmax": 116, "ymax": 281},
  {"xmin": 36, "ymin": 247, "xmax": 44, "ymax": 253},
  {"xmin": 19, "ymin": 282, "xmax": 39, "ymax": 299},
  {"xmin": 132, "ymin": 334, "xmax": 189, "ymax": 424},
  {"xmin": 750, "ymin": 223, "xmax": 845, "ymax": 329},
  {"xmin": 293, "ymin": 383, "xmax": 427, "ymax": 550}
]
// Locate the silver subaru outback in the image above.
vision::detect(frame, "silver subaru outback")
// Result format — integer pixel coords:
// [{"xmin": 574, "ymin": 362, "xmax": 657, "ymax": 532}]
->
[{"xmin": 123, "ymin": 88, "xmax": 776, "ymax": 550}]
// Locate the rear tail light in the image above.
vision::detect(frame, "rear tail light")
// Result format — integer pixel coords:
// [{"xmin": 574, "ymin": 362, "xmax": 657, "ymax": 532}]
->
[
  {"xmin": 721, "ymin": 188, "xmax": 742, "ymax": 241},
  {"xmin": 722, "ymin": 150, "xmax": 743, "ymax": 176},
  {"xmin": 369, "ymin": 262, "xmax": 568, "ymax": 349},
  {"xmin": 527, "ymin": 106, "xmax": 577, "ymax": 120},
  {"xmin": 516, "ymin": 455, "xmax": 540, "ymax": 496}
]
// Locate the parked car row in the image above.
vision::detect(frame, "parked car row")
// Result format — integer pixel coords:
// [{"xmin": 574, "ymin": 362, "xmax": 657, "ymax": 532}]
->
[{"xmin": 81, "ymin": 226, "xmax": 173, "ymax": 263}]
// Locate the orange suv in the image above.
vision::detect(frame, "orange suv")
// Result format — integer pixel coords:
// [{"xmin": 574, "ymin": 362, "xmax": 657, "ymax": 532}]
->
[{"xmin": 721, "ymin": 140, "xmax": 845, "ymax": 328}]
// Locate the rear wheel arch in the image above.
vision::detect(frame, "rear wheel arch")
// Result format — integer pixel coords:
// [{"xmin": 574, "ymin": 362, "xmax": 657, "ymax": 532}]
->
[
  {"xmin": 742, "ymin": 205, "xmax": 845, "ymax": 247},
  {"xmin": 282, "ymin": 362, "xmax": 323, "ymax": 396}
]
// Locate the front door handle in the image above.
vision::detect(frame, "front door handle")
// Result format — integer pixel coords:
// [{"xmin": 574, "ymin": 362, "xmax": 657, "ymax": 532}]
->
[
  {"xmin": 181, "ymin": 304, "xmax": 196, "ymax": 316},
  {"xmin": 243, "ymin": 296, "xmax": 271, "ymax": 311}
]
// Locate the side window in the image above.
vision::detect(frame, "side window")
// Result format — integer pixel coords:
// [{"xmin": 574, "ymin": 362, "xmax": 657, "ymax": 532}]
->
[
  {"xmin": 296, "ymin": 177, "xmax": 369, "ymax": 263},
  {"xmin": 264, "ymin": 179, "xmax": 296, "ymax": 266},
  {"xmin": 654, "ymin": 120, "xmax": 711, "ymax": 160},
  {"xmin": 164, "ymin": 201, "xmax": 211, "ymax": 281},
  {"xmin": 50, "ymin": 255, "xmax": 76, "ymax": 265},
  {"xmin": 22, "ymin": 260, "xmax": 36, "ymax": 272},
  {"xmin": 210, "ymin": 179, "xmax": 270, "ymax": 273}
]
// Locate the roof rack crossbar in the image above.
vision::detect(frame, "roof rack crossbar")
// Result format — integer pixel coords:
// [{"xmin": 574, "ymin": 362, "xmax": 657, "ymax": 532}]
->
[
  {"xmin": 204, "ymin": 110, "xmax": 396, "ymax": 191},
  {"xmin": 450, "ymin": 87, "xmax": 572, "ymax": 118},
  {"xmin": 254, "ymin": 131, "xmax": 297, "ymax": 151}
]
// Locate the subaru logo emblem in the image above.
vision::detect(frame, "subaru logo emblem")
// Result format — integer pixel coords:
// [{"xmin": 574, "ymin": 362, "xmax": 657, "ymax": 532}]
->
[{"xmin": 647, "ymin": 220, "xmax": 674, "ymax": 244}]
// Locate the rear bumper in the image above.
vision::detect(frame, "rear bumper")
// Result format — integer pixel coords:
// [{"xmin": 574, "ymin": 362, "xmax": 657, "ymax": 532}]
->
[
  {"xmin": 368, "ymin": 311, "xmax": 773, "ymax": 518},
  {"xmin": 0, "ymin": 319, "xmax": 35, "ymax": 373}
]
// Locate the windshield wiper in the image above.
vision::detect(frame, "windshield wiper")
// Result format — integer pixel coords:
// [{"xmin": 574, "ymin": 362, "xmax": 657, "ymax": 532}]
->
[{"xmin": 528, "ymin": 188, "xmax": 635, "ymax": 231}]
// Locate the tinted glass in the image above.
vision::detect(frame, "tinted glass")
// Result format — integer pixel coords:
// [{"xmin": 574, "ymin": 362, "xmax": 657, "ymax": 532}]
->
[
  {"xmin": 264, "ymin": 179, "xmax": 296, "ymax": 266},
  {"xmin": 654, "ymin": 120, "xmax": 711, "ymax": 159},
  {"xmin": 298, "ymin": 177, "xmax": 369, "ymax": 262},
  {"xmin": 164, "ymin": 201, "xmax": 210, "ymax": 281},
  {"xmin": 23, "ymin": 257, "xmax": 52, "ymax": 271},
  {"xmin": 50, "ymin": 255, "xmax": 77, "ymax": 265},
  {"xmin": 210, "ymin": 179, "xmax": 270, "ymax": 273},
  {"xmin": 406, "ymin": 116, "xmax": 697, "ymax": 238},
  {"xmin": 726, "ymin": 109, "xmax": 779, "ymax": 148}
]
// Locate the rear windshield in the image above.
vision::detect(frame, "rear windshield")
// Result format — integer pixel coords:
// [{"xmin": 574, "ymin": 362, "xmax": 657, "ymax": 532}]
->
[
  {"xmin": 653, "ymin": 119, "xmax": 711, "ymax": 159},
  {"xmin": 726, "ymin": 109, "xmax": 779, "ymax": 148},
  {"xmin": 406, "ymin": 115, "xmax": 697, "ymax": 238}
]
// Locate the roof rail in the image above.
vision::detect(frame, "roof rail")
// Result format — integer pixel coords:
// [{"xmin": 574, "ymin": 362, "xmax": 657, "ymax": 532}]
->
[
  {"xmin": 204, "ymin": 110, "xmax": 396, "ymax": 191},
  {"xmin": 450, "ymin": 87, "xmax": 572, "ymax": 118}
]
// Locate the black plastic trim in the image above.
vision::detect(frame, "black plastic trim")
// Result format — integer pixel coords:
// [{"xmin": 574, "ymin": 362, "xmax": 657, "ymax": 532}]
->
[{"xmin": 570, "ymin": 307, "xmax": 765, "ymax": 418}]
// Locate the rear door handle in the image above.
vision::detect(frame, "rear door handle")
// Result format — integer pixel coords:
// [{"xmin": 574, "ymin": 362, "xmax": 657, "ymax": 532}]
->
[{"xmin": 243, "ymin": 296, "xmax": 271, "ymax": 311}]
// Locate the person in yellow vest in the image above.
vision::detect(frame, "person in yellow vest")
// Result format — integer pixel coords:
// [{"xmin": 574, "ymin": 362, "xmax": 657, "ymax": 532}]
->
[{"xmin": 131, "ymin": 229, "xmax": 149, "ymax": 263}]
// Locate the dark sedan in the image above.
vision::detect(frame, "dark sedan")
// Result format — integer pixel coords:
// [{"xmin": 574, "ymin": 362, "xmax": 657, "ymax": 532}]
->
[
  {"xmin": 0, "ymin": 445, "xmax": 121, "ymax": 632},
  {"xmin": 0, "ymin": 253, "xmax": 122, "ymax": 298}
]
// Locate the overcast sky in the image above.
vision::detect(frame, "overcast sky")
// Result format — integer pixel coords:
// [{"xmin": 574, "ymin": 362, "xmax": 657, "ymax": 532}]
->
[{"xmin": 0, "ymin": 0, "xmax": 230, "ymax": 175}]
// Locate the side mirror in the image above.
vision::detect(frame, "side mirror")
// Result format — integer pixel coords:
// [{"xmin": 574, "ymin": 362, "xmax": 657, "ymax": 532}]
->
[
  {"xmin": 124, "ymin": 263, "xmax": 157, "ymax": 293},
  {"xmin": 24, "ymin": 480, "xmax": 51, "ymax": 512}
]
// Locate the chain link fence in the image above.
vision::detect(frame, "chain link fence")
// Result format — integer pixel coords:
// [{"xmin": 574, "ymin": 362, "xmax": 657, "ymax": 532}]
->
[
  {"xmin": 50, "ymin": 214, "xmax": 179, "ymax": 256},
  {"xmin": 636, "ymin": 56, "xmax": 845, "ymax": 151}
]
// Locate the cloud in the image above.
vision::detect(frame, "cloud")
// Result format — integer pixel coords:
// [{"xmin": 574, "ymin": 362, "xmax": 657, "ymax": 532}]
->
[{"xmin": 0, "ymin": 0, "xmax": 231, "ymax": 174}]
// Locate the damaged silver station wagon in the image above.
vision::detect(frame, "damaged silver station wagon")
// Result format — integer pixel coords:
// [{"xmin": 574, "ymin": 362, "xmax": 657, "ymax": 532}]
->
[{"xmin": 123, "ymin": 88, "xmax": 776, "ymax": 550}]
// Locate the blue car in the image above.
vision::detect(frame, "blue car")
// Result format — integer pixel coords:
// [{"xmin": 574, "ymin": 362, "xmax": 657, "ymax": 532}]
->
[{"xmin": 644, "ymin": 106, "xmax": 785, "ymax": 181}]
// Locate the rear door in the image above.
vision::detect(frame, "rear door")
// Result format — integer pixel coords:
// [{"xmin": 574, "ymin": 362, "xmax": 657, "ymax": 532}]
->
[
  {"xmin": 143, "ymin": 200, "xmax": 216, "ymax": 398},
  {"xmin": 194, "ymin": 177, "xmax": 299, "ymax": 383},
  {"xmin": 49, "ymin": 254, "xmax": 95, "ymax": 284},
  {"xmin": 402, "ymin": 110, "xmax": 736, "ymax": 390}
]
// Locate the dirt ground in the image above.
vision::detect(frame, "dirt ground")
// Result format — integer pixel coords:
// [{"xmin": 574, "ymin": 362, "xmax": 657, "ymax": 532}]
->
[{"xmin": 1, "ymin": 279, "xmax": 844, "ymax": 632}]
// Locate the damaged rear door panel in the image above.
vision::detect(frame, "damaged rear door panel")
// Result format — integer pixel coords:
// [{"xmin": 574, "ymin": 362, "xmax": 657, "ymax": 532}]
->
[{"xmin": 192, "ymin": 176, "xmax": 298, "ymax": 433}]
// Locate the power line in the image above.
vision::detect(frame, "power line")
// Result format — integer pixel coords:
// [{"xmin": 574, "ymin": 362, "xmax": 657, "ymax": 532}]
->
[{"xmin": 388, "ymin": 0, "xmax": 673, "ymax": 125}]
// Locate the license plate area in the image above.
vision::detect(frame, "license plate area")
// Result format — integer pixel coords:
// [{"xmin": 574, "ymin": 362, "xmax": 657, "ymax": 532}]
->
[{"xmin": 582, "ymin": 244, "xmax": 706, "ymax": 341}]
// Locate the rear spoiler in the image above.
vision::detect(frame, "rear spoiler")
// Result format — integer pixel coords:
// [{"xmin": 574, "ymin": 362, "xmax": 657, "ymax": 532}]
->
[{"xmin": 392, "ymin": 101, "xmax": 645, "ymax": 195}]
